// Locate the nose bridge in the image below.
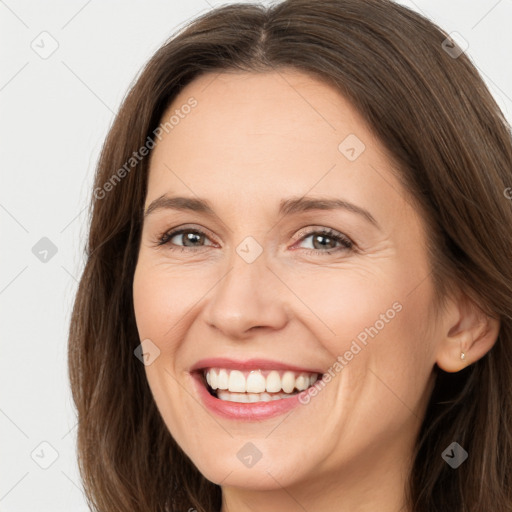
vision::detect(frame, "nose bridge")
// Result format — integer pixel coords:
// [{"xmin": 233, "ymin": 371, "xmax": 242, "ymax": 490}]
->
[{"xmin": 202, "ymin": 239, "xmax": 289, "ymax": 337}]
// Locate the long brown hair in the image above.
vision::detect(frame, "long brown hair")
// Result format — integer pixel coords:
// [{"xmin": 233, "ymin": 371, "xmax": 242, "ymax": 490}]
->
[{"xmin": 68, "ymin": 1, "xmax": 512, "ymax": 510}]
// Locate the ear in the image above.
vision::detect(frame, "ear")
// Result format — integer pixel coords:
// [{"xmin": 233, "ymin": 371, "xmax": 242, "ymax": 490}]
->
[{"xmin": 436, "ymin": 291, "xmax": 500, "ymax": 372}]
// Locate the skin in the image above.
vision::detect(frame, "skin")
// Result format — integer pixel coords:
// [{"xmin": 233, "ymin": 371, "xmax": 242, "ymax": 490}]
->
[{"xmin": 132, "ymin": 69, "xmax": 500, "ymax": 512}]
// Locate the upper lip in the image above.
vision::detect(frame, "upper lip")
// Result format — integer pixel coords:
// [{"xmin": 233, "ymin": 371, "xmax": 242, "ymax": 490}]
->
[{"xmin": 190, "ymin": 357, "xmax": 324, "ymax": 374}]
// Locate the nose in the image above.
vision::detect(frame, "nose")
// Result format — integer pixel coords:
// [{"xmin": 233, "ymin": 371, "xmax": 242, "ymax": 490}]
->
[{"xmin": 202, "ymin": 250, "xmax": 290, "ymax": 339}]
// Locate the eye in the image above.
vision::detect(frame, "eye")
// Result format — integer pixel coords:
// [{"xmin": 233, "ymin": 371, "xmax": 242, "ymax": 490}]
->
[
  {"xmin": 156, "ymin": 226, "xmax": 216, "ymax": 251},
  {"xmin": 155, "ymin": 225, "xmax": 354, "ymax": 256},
  {"xmin": 294, "ymin": 227, "xmax": 354, "ymax": 256}
]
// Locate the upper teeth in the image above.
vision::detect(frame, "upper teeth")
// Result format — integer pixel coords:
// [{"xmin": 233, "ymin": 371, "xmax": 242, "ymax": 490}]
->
[{"xmin": 204, "ymin": 368, "xmax": 319, "ymax": 394}]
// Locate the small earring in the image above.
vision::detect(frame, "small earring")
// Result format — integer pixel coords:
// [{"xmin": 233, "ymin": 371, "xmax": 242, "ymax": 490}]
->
[{"xmin": 460, "ymin": 351, "xmax": 466, "ymax": 361}]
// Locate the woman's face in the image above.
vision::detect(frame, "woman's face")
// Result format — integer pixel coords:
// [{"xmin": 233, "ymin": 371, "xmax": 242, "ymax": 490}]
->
[{"xmin": 133, "ymin": 69, "xmax": 442, "ymax": 498}]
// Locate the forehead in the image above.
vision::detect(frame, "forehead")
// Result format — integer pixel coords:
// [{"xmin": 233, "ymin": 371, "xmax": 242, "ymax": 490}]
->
[
  {"xmin": 146, "ymin": 69, "xmax": 409, "ymax": 220},
  {"xmin": 156, "ymin": 69, "xmax": 376, "ymax": 161}
]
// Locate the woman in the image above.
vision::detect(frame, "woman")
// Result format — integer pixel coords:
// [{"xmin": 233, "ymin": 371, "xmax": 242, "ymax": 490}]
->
[{"xmin": 68, "ymin": 0, "xmax": 512, "ymax": 510}]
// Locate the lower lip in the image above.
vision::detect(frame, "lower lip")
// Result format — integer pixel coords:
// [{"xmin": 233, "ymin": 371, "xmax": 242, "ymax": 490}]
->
[{"xmin": 191, "ymin": 372, "xmax": 308, "ymax": 421}]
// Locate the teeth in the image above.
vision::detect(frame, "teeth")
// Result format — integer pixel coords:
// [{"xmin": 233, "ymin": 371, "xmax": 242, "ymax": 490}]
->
[
  {"xmin": 209, "ymin": 369, "xmax": 218, "ymax": 390},
  {"xmin": 266, "ymin": 370, "xmax": 281, "ymax": 393},
  {"xmin": 295, "ymin": 374, "xmax": 308, "ymax": 390},
  {"xmin": 246, "ymin": 371, "xmax": 266, "ymax": 393},
  {"xmin": 218, "ymin": 369, "xmax": 229, "ymax": 389},
  {"xmin": 228, "ymin": 370, "xmax": 246, "ymax": 392},
  {"xmin": 282, "ymin": 371, "xmax": 295, "ymax": 393},
  {"xmin": 204, "ymin": 368, "xmax": 320, "ymax": 395},
  {"xmin": 217, "ymin": 390, "xmax": 297, "ymax": 403}
]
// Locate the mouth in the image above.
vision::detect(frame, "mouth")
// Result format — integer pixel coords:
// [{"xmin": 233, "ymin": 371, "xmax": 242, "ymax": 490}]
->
[
  {"xmin": 198, "ymin": 368, "xmax": 323, "ymax": 403},
  {"xmin": 189, "ymin": 358, "xmax": 326, "ymax": 420}
]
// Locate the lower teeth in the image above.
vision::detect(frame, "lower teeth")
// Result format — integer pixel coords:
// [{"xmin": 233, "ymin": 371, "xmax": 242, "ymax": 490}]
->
[{"xmin": 216, "ymin": 389, "xmax": 298, "ymax": 403}]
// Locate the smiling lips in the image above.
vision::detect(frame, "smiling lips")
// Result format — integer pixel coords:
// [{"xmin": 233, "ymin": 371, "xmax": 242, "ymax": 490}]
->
[
  {"xmin": 189, "ymin": 359, "xmax": 325, "ymax": 420},
  {"xmin": 204, "ymin": 368, "xmax": 321, "ymax": 403}
]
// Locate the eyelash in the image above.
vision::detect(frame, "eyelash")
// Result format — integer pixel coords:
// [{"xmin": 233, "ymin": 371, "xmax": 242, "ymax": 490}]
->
[{"xmin": 155, "ymin": 226, "xmax": 354, "ymax": 256}]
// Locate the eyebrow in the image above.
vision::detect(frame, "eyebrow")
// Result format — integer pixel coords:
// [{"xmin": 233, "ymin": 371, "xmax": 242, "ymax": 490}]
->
[{"xmin": 144, "ymin": 195, "xmax": 380, "ymax": 229}]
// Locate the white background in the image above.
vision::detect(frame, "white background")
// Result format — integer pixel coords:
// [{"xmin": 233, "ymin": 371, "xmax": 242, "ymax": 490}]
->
[{"xmin": 1, "ymin": 1, "xmax": 511, "ymax": 510}]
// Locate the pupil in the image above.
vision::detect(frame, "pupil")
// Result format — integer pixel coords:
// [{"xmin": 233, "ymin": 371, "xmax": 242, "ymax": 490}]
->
[
  {"xmin": 184, "ymin": 232, "xmax": 202, "ymax": 246},
  {"xmin": 314, "ymin": 234, "xmax": 334, "ymax": 250}
]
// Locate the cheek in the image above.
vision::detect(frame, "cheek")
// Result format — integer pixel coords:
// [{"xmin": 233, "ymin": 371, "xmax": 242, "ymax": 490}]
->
[
  {"xmin": 282, "ymin": 262, "xmax": 402, "ymax": 344},
  {"xmin": 331, "ymin": 276, "xmax": 437, "ymax": 422},
  {"xmin": 132, "ymin": 261, "xmax": 193, "ymax": 443},
  {"xmin": 313, "ymin": 256, "xmax": 434, "ymax": 364},
  {"xmin": 132, "ymin": 259, "xmax": 197, "ymax": 345},
  {"xmin": 301, "ymin": 261, "xmax": 437, "ymax": 402}
]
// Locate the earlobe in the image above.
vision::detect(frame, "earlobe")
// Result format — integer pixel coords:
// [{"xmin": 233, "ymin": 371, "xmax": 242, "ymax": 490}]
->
[
  {"xmin": 435, "ymin": 294, "xmax": 500, "ymax": 373},
  {"xmin": 436, "ymin": 331, "xmax": 474, "ymax": 373}
]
